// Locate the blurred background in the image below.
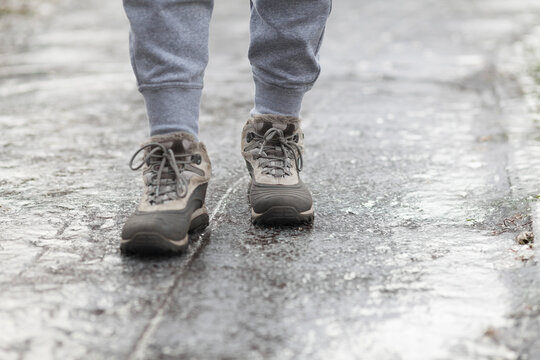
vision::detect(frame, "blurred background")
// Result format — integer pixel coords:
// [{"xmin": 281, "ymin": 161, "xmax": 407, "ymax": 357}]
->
[{"xmin": 0, "ymin": 0, "xmax": 539, "ymax": 359}]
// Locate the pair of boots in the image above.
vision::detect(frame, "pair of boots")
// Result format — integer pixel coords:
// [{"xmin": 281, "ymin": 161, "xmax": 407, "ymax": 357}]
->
[{"xmin": 120, "ymin": 115, "xmax": 313, "ymax": 254}]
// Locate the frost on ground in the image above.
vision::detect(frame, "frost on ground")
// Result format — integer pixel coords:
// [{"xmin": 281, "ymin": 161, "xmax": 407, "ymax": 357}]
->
[{"xmin": 0, "ymin": 0, "xmax": 540, "ymax": 359}]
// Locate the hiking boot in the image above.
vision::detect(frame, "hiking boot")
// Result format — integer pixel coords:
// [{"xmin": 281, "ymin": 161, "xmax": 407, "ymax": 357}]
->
[
  {"xmin": 121, "ymin": 132, "xmax": 211, "ymax": 254},
  {"xmin": 241, "ymin": 115, "xmax": 314, "ymax": 225}
]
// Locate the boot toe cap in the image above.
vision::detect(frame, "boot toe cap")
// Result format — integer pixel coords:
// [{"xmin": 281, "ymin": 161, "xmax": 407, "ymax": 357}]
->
[
  {"xmin": 250, "ymin": 182, "xmax": 313, "ymax": 214},
  {"xmin": 121, "ymin": 211, "xmax": 190, "ymax": 241}
]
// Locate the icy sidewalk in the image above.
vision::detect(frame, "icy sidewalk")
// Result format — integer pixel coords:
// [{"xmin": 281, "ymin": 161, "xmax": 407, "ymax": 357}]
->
[{"xmin": 0, "ymin": 0, "xmax": 539, "ymax": 359}]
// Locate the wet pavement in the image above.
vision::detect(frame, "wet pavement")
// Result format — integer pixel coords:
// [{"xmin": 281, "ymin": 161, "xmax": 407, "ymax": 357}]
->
[{"xmin": 1, "ymin": 0, "xmax": 540, "ymax": 359}]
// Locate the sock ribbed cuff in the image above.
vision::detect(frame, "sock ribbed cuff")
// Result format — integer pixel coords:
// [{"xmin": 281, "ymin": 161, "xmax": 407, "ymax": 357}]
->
[
  {"xmin": 141, "ymin": 86, "xmax": 201, "ymax": 137},
  {"xmin": 251, "ymin": 79, "xmax": 307, "ymax": 117}
]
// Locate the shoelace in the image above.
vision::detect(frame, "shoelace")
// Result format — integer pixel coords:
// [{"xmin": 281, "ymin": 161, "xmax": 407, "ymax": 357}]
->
[
  {"xmin": 246, "ymin": 127, "xmax": 303, "ymax": 177},
  {"xmin": 129, "ymin": 143, "xmax": 198, "ymax": 204}
]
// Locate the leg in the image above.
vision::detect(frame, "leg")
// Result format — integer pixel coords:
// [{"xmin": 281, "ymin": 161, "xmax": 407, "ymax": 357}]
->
[
  {"xmin": 248, "ymin": 0, "xmax": 332, "ymax": 116},
  {"xmin": 242, "ymin": 0, "xmax": 331, "ymax": 225},
  {"xmin": 123, "ymin": 0, "xmax": 214, "ymax": 136},
  {"xmin": 121, "ymin": 0, "xmax": 213, "ymax": 254}
]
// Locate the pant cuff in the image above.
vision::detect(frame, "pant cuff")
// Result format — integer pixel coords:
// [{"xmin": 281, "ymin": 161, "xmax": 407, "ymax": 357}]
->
[
  {"xmin": 251, "ymin": 79, "xmax": 307, "ymax": 117},
  {"xmin": 141, "ymin": 86, "xmax": 202, "ymax": 137}
]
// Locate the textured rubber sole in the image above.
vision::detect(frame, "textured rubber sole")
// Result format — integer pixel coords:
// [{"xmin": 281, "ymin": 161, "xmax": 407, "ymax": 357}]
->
[
  {"xmin": 120, "ymin": 208, "xmax": 209, "ymax": 256},
  {"xmin": 252, "ymin": 206, "xmax": 314, "ymax": 226}
]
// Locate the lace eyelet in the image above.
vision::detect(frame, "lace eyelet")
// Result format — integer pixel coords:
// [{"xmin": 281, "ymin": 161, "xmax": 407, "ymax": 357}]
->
[
  {"xmin": 246, "ymin": 132, "xmax": 255, "ymax": 143},
  {"xmin": 193, "ymin": 154, "xmax": 202, "ymax": 165}
]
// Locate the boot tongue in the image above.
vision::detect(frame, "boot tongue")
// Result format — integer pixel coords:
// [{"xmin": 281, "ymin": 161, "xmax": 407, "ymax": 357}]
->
[
  {"xmin": 145, "ymin": 138, "xmax": 196, "ymax": 181},
  {"xmin": 252, "ymin": 120, "xmax": 298, "ymax": 177},
  {"xmin": 253, "ymin": 119, "xmax": 297, "ymax": 137},
  {"xmin": 160, "ymin": 138, "xmax": 193, "ymax": 155}
]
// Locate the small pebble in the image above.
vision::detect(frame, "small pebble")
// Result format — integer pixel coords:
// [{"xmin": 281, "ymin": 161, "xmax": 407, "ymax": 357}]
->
[{"xmin": 515, "ymin": 231, "xmax": 534, "ymax": 245}]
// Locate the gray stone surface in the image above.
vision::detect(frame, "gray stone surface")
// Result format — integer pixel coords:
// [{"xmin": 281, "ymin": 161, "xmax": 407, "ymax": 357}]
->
[{"xmin": 0, "ymin": 0, "xmax": 539, "ymax": 359}]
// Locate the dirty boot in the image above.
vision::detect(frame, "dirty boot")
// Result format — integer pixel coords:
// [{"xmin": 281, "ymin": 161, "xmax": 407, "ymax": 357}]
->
[
  {"xmin": 241, "ymin": 115, "xmax": 314, "ymax": 225},
  {"xmin": 121, "ymin": 132, "xmax": 211, "ymax": 254}
]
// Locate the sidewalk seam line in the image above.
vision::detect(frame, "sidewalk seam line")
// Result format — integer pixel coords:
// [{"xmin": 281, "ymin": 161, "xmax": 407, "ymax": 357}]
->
[{"xmin": 127, "ymin": 176, "xmax": 247, "ymax": 360}]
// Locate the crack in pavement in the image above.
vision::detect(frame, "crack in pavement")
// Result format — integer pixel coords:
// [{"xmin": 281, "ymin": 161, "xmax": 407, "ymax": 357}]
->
[{"xmin": 127, "ymin": 176, "xmax": 246, "ymax": 360}]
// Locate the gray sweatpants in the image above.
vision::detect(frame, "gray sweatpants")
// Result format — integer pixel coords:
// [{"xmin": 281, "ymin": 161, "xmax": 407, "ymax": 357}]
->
[{"xmin": 123, "ymin": 0, "xmax": 332, "ymax": 136}]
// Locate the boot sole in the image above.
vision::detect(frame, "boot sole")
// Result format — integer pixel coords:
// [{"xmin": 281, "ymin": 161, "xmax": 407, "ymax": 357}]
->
[
  {"xmin": 252, "ymin": 206, "xmax": 314, "ymax": 226},
  {"xmin": 120, "ymin": 207, "xmax": 209, "ymax": 255}
]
